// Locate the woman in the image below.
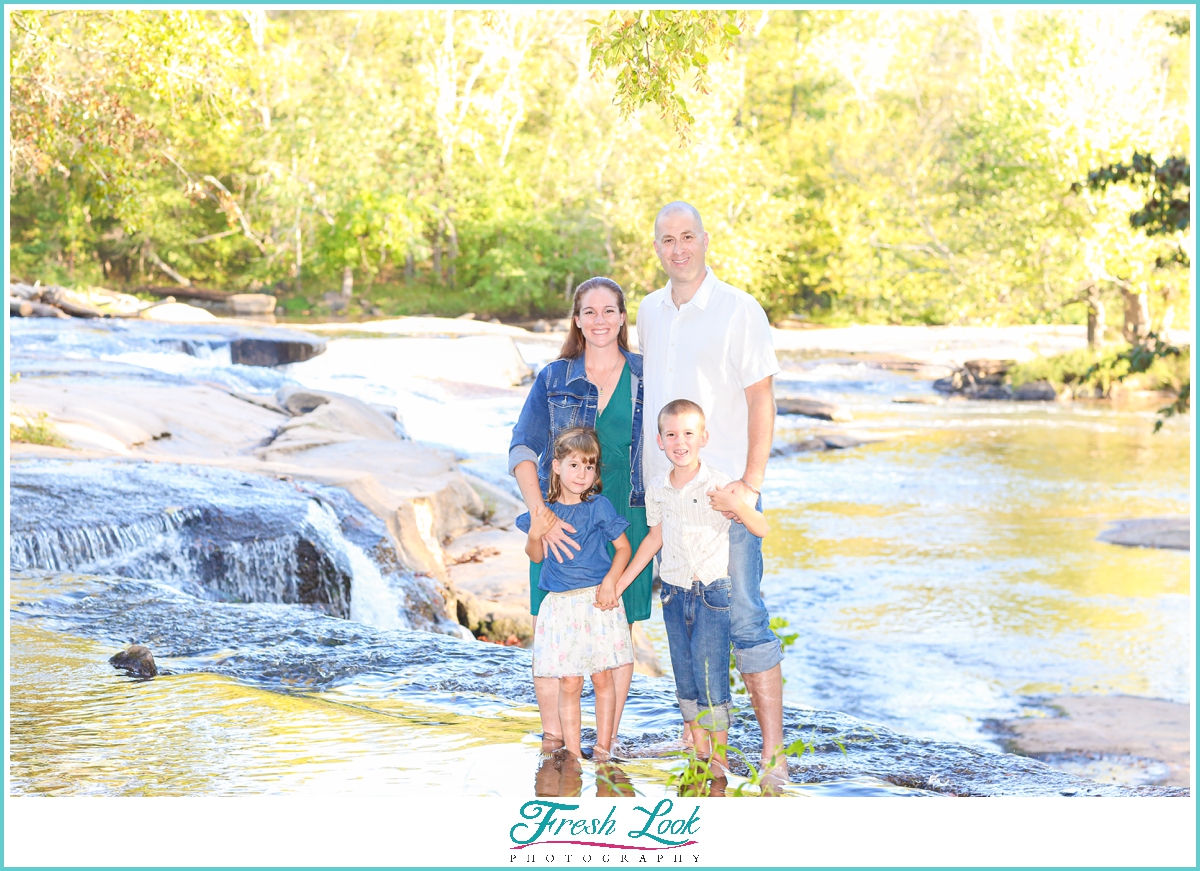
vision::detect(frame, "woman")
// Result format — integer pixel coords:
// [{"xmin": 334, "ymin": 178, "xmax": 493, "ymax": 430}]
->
[{"xmin": 509, "ymin": 276, "xmax": 653, "ymax": 757}]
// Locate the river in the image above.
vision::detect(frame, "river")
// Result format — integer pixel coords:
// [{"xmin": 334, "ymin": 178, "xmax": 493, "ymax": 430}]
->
[{"xmin": 6, "ymin": 318, "xmax": 1191, "ymax": 799}]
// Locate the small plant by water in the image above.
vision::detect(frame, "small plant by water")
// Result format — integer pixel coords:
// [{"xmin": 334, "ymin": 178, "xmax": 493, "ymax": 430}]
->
[
  {"xmin": 730, "ymin": 617, "xmax": 799, "ymax": 694},
  {"xmin": 9, "ymin": 412, "xmax": 69, "ymax": 448},
  {"xmin": 666, "ymin": 734, "xmax": 831, "ymax": 797}
]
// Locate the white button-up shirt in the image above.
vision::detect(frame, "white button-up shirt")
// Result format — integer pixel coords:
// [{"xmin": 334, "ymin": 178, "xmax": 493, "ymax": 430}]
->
[
  {"xmin": 645, "ymin": 462, "xmax": 733, "ymax": 587},
  {"xmin": 636, "ymin": 267, "xmax": 780, "ymax": 485}
]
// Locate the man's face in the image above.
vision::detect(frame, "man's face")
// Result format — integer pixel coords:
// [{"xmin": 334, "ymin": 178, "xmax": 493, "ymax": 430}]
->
[
  {"xmin": 653, "ymin": 210, "xmax": 709, "ymax": 289},
  {"xmin": 656, "ymin": 412, "xmax": 708, "ymax": 470}
]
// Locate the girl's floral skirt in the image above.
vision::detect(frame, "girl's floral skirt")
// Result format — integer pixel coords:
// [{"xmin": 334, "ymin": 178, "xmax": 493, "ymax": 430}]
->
[{"xmin": 533, "ymin": 586, "xmax": 633, "ymax": 677}]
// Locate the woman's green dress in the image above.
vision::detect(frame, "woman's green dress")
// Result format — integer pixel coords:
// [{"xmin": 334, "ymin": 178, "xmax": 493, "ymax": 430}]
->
[{"xmin": 529, "ymin": 362, "xmax": 654, "ymax": 623}]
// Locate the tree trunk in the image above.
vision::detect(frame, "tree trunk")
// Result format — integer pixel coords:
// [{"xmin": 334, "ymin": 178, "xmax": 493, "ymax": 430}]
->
[
  {"xmin": 1120, "ymin": 282, "xmax": 1148, "ymax": 344},
  {"xmin": 1085, "ymin": 283, "xmax": 1105, "ymax": 347},
  {"xmin": 341, "ymin": 265, "xmax": 354, "ymax": 298},
  {"xmin": 405, "ymin": 252, "xmax": 415, "ymax": 286}
]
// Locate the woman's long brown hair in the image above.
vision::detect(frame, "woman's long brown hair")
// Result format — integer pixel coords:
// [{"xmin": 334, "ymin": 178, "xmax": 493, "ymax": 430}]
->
[
  {"xmin": 558, "ymin": 277, "xmax": 631, "ymax": 360},
  {"xmin": 546, "ymin": 427, "xmax": 603, "ymax": 504}
]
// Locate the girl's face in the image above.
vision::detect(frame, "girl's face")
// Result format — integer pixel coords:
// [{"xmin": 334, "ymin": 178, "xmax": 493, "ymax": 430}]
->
[
  {"xmin": 575, "ymin": 288, "xmax": 625, "ymax": 350},
  {"xmin": 552, "ymin": 451, "xmax": 598, "ymax": 501}
]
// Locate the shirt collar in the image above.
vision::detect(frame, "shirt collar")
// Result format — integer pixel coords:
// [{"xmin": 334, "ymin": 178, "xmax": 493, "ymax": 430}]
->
[
  {"xmin": 665, "ymin": 460, "xmax": 715, "ymax": 492},
  {"xmin": 662, "ymin": 267, "xmax": 717, "ymax": 311},
  {"xmin": 565, "ymin": 355, "xmax": 588, "ymax": 383}
]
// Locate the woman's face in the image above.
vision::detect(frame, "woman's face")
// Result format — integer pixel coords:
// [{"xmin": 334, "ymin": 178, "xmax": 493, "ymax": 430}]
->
[{"xmin": 575, "ymin": 287, "xmax": 625, "ymax": 350}]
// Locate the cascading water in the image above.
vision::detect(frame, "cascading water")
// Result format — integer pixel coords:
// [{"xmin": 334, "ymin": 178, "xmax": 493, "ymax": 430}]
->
[{"xmin": 9, "ymin": 458, "xmax": 461, "ymax": 635}]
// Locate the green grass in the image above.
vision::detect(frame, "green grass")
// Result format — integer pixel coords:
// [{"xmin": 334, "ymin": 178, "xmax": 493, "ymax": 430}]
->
[{"xmin": 10, "ymin": 412, "xmax": 70, "ymax": 447}]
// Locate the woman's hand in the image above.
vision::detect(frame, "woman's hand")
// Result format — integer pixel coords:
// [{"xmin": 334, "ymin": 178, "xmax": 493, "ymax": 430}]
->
[{"xmin": 540, "ymin": 513, "xmax": 580, "ymax": 563}]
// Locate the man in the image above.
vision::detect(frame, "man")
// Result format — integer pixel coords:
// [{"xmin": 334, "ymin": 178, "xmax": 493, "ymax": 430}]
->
[{"xmin": 636, "ymin": 201, "xmax": 786, "ymax": 778}]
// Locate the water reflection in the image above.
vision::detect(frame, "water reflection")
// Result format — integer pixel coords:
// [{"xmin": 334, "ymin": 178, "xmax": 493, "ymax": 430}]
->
[{"xmin": 764, "ymin": 388, "xmax": 1190, "ymax": 746}]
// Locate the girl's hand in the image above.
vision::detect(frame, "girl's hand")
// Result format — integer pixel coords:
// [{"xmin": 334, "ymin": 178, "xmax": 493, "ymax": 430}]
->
[
  {"xmin": 595, "ymin": 580, "xmax": 618, "ymax": 610},
  {"xmin": 540, "ymin": 513, "xmax": 581, "ymax": 563}
]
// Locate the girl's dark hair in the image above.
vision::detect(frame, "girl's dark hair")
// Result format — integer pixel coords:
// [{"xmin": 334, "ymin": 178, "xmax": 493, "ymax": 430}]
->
[
  {"xmin": 546, "ymin": 427, "xmax": 603, "ymax": 503},
  {"xmin": 558, "ymin": 277, "xmax": 631, "ymax": 360}
]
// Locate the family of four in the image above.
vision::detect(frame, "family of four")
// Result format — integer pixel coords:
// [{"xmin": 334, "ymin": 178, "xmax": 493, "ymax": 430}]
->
[{"xmin": 508, "ymin": 201, "xmax": 786, "ymax": 781}]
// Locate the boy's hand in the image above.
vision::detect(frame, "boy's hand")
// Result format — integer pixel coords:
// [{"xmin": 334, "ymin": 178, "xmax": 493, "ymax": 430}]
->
[
  {"xmin": 707, "ymin": 486, "xmax": 752, "ymax": 519},
  {"xmin": 595, "ymin": 580, "xmax": 618, "ymax": 610}
]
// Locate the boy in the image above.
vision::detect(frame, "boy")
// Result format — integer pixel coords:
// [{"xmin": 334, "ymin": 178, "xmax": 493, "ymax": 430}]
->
[{"xmin": 601, "ymin": 399, "xmax": 768, "ymax": 768}]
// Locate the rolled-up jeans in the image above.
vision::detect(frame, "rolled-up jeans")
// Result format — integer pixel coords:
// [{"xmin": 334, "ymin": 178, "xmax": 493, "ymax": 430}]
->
[
  {"xmin": 729, "ymin": 495, "xmax": 783, "ymax": 675},
  {"xmin": 660, "ymin": 577, "xmax": 732, "ymax": 732}
]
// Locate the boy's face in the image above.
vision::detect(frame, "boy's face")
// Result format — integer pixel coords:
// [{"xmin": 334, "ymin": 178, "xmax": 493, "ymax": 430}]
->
[{"xmin": 656, "ymin": 412, "xmax": 708, "ymax": 469}]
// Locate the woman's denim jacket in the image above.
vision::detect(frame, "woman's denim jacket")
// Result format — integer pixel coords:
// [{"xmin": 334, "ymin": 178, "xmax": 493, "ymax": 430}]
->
[{"xmin": 508, "ymin": 347, "xmax": 645, "ymax": 508}]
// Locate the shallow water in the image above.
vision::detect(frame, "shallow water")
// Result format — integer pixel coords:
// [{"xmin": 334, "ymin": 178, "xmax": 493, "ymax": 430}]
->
[{"xmin": 7, "ymin": 321, "xmax": 1191, "ymax": 795}]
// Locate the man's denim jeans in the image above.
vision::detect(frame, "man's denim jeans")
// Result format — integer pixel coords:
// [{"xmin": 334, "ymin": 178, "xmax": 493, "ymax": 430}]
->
[
  {"xmin": 729, "ymin": 495, "xmax": 783, "ymax": 674},
  {"xmin": 661, "ymin": 577, "xmax": 732, "ymax": 732}
]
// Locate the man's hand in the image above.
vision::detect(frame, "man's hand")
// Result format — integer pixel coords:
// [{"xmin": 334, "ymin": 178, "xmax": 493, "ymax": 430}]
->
[
  {"xmin": 711, "ymin": 479, "xmax": 757, "ymax": 522},
  {"xmin": 538, "ymin": 511, "xmax": 580, "ymax": 563}
]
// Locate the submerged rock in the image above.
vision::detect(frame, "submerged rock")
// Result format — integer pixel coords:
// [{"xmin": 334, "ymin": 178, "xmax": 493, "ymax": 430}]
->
[
  {"xmin": 1013, "ymin": 380, "xmax": 1059, "ymax": 401},
  {"xmin": 1098, "ymin": 518, "xmax": 1190, "ymax": 551},
  {"xmin": 109, "ymin": 644, "xmax": 158, "ymax": 678},
  {"xmin": 776, "ymin": 397, "xmax": 852, "ymax": 422}
]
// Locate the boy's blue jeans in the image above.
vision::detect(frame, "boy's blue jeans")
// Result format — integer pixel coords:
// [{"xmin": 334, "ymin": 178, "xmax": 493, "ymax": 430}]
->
[
  {"xmin": 661, "ymin": 577, "xmax": 732, "ymax": 732},
  {"xmin": 729, "ymin": 495, "xmax": 784, "ymax": 675}
]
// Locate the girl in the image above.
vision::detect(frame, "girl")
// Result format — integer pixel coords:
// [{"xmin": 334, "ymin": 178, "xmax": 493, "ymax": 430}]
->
[{"xmin": 517, "ymin": 427, "xmax": 633, "ymax": 759}]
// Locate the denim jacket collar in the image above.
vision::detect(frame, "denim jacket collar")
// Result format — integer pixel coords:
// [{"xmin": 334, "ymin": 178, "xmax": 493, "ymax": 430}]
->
[{"xmin": 565, "ymin": 347, "xmax": 642, "ymax": 382}]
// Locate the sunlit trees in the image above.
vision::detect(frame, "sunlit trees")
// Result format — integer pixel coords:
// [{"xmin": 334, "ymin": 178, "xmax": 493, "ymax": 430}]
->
[{"xmin": 8, "ymin": 9, "xmax": 1191, "ymax": 325}]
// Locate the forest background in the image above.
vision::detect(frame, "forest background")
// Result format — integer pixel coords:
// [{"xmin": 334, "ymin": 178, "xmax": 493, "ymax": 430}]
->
[{"xmin": 9, "ymin": 8, "xmax": 1192, "ymax": 329}]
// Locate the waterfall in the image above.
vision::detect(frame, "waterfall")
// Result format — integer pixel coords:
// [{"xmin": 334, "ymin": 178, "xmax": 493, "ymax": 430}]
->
[
  {"xmin": 303, "ymin": 500, "xmax": 413, "ymax": 632},
  {"xmin": 9, "ymin": 507, "xmax": 204, "ymax": 573}
]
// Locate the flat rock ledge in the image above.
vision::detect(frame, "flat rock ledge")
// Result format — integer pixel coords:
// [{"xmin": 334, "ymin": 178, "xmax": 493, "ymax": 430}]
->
[{"xmin": 1097, "ymin": 517, "xmax": 1190, "ymax": 551}]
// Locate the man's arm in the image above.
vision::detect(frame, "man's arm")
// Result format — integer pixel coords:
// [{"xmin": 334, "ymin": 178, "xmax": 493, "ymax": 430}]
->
[{"xmin": 723, "ymin": 374, "xmax": 775, "ymax": 511}]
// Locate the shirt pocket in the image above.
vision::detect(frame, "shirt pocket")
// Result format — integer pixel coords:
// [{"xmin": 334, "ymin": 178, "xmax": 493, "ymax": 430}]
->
[{"xmin": 548, "ymin": 393, "xmax": 583, "ymax": 432}]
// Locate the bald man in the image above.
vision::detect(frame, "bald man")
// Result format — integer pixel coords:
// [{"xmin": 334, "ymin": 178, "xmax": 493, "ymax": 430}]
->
[{"xmin": 636, "ymin": 201, "xmax": 787, "ymax": 779}]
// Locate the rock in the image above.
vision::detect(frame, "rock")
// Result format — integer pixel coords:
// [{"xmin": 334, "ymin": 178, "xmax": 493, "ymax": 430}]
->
[
  {"xmin": 229, "ymin": 293, "xmax": 277, "ymax": 316},
  {"xmin": 964, "ymin": 359, "xmax": 1015, "ymax": 379},
  {"xmin": 974, "ymin": 384, "xmax": 1013, "ymax": 400},
  {"xmin": 261, "ymin": 391, "xmax": 401, "ymax": 455},
  {"xmin": 892, "ymin": 396, "xmax": 943, "ymax": 404},
  {"xmin": 933, "ymin": 371, "xmax": 964, "ymax": 393},
  {"xmin": 776, "ymin": 397, "xmax": 852, "ymax": 422},
  {"xmin": 1097, "ymin": 518, "xmax": 1190, "ymax": 551},
  {"xmin": 277, "ymin": 385, "xmax": 332, "ymax": 416},
  {"xmin": 140, "ymin": 302, "xmax": 218, "ymax": 323},
  {"xmin": 532, "ymin": 319, "xmax": 550, "ymax": 333},
  {"xmin": 1013, "ymin": 380, "xmax": 1058, "ymax": 401},
  {"xmin": 230, "ymin": 335, "xmax": 325, "ymax": 366},
  {"xmin": 631, "ymin": 623, "xmax": 663, "ymax": 677},
  {"xmin": 109, "ymin": 644, "xmax": 158, "ymax": 678},
  {"xmin": 993, "ymin": 695, "xmax": 1190, "ymax": 788},
  {"xmin": 820, "ymin": 433, "xmax": 871, "ymax": 450}
]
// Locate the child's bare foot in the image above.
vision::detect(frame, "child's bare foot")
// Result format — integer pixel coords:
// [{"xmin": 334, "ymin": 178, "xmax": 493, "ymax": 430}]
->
[
  {"xmin": 541, "ymin": 734, "xmax": 565, "ymax": 754},
  {"xmin": 592, "ymin": 744, "xmax": 612, "ymax": 763}
]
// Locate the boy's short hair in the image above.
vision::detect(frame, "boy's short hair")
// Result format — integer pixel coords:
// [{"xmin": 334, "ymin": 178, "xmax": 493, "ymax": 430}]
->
[{"xmin": 657, "ymin": 399, "xmax": 706, "ymax": 433}]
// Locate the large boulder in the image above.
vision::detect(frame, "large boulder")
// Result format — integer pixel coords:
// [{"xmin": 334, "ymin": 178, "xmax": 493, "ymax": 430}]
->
[
  {"xmin": 776, "ymin": 397, "xmax": 852, "ymax": 422},
  {"xmin": 1013, "ymin": 380, "xmax": 1058, "ymax": 401}
]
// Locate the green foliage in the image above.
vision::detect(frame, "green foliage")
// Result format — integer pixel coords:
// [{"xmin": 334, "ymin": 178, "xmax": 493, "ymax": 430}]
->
[
  {"xmin": 8, "ymin": 10, "xmax": 1194, "ymax": 326},
  {"xmin": 1082, "ymin": 153, "xmax": 1190, "ymax": 239},
  {"xmin": 587, "ymin": 11, "xmax": 747, "ymax": 144},
  {"xmin": 1009, "ymin": 335, "xmax": 1190, "ymax": 430},
  {"xmin": 10, "ymin": 413, "xmax": 70, "ymax": 448}
]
